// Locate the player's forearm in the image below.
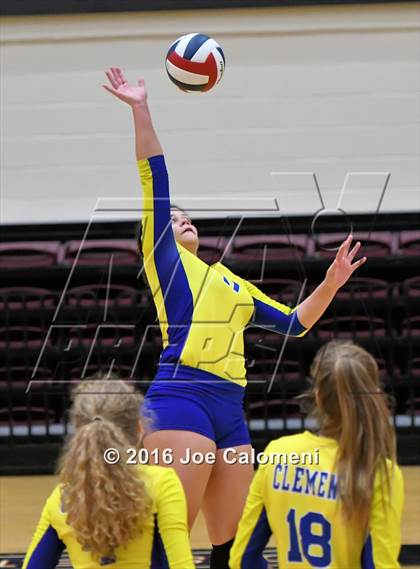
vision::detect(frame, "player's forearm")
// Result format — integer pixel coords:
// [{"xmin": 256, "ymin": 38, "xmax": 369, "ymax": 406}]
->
[
  {"xmin": 132, "ymin": 102, "xmax": 163, "ymax": 161},
  {"xmin": 296, "ymin": 279, "xmax": 337, "ymax": 329}
]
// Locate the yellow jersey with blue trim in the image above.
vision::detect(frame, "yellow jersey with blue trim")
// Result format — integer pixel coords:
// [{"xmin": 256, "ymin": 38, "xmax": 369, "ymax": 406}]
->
[
  {"xmin": 139, "ymin": 155, "xmax": 308, "ymax": 387},
  {"xmin": 229, "ymin": 431, "xmax": 404, "ymax": 569},
  {"xmin": 23, "ymin": 465, "xmax": 195, "ymax": 569}
]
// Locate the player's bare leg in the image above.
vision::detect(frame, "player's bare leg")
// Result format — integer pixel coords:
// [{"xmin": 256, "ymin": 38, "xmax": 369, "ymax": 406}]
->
[
  {"xmin": 144, "ymin": 429, "xmax": 216, "ymax": 529},
  {"xmin": 202, "ymin": 445, "xmax": 254, "ymax": 568}
]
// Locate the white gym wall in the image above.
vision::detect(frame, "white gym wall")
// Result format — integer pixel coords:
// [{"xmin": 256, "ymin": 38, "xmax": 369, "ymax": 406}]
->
[{"xmin": 1, "ymin": 3, "xmax": 419, "ymax": 224}]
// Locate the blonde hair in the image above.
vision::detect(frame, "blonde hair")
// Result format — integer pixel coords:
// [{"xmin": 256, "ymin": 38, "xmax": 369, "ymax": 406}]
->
[
  {"xmin": 307, "ymin": 340, "xmax": 396, "ymax": 529},
  {"xmin": 58, "ymin": 375, "xmax": 152, "ymax": 561}
]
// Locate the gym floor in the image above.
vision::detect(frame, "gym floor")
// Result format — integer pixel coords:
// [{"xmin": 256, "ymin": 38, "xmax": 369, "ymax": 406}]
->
[{"xmin": 1, "ymin": 466, "xmax": 419, "ymax": 567}]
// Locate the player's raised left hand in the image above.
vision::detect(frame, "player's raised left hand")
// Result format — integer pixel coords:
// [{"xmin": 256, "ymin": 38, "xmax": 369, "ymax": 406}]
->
[{"xmin": 324, "ymin": 235, "xmax": 367, "ymax": 291}]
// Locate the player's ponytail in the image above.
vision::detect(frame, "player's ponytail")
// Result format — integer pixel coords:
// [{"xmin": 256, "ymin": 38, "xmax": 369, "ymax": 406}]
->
[
  {"xmin": 310, "ymin": 340, "xmax": 396, "ymax": 529},
  {"xmin": 58, "ymin": 376, "xmax": 152, "ymax": 562}
]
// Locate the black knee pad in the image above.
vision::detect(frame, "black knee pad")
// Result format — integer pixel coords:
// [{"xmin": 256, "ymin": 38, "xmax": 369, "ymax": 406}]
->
[{"xmin": 210, "ymin": 538, "xmax": 235, "ymax": 569}]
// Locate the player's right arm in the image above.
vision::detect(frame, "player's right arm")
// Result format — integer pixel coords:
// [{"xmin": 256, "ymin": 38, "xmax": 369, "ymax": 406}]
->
[
  {"xmin": 22, "ymin": 488, "xmax": 65, "ymax": 569},
  {"xmin": 103, "ymin": 67, "xmax": 162, "ymax": 160},
  {"xmin": 154, "ymin": 468, "xmax": 196, "ymax": 569},
  {"xmin": 361, "ymin": 462, "xmax": 404, "ymax": 568},
  {"xmin": 103, "ymin": 67, "xmax": 181, "ymax": 293}
]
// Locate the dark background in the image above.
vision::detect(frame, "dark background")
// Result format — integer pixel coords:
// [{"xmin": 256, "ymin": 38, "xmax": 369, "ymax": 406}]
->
[{"xmin": 1, "ymin": 0, "xmax": 418, "ymax": 17}]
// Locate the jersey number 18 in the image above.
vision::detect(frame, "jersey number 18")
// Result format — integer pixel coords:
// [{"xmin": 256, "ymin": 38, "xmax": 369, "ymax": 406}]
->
[{"xmin": 286, "ymin": 508, "xmax": 332, "ymax": 567}]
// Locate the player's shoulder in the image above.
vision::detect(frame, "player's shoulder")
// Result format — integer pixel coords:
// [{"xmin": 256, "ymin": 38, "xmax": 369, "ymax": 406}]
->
[
  {"xmin": 374, "ymin": 458, "xmax": 403, "ymax": 488},
  {"xmin": 45, "ymin": 484, "xmax": 63, "ymax": 510},
  {"xmin": 41, "ymin": 484, "xmax": 69, "ymax": 529},
  {"xmin": 211, "ymin": 262, "xmax": 247, "ymax": 286},
  {"xmin": 211, "ymin": 261, "xmax": 235, "ymax": 276}
]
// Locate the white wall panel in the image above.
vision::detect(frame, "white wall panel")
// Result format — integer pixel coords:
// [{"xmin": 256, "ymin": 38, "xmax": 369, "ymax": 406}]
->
[{"xmin": 1, "ymin": 3, "xmax": 419, "ymax": 224}]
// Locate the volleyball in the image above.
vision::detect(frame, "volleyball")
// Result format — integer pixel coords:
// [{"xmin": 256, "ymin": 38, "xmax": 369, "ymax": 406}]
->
[{"xmin": 165, "ymin": 33, "xmax": 225, "ymax": 93}]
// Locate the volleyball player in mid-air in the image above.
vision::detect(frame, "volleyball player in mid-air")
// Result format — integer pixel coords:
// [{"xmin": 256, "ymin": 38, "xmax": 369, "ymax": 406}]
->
[
  {"xmin": 23, "ymin": 377, "xmax": 195, "ymax": 568},
  {"xmin": 230, "ymin": 340, "xmax": 403, "ymax": 568},
  {"xmin": 103, "ymin": 66, "xmax": 367, "ymax": 569}
]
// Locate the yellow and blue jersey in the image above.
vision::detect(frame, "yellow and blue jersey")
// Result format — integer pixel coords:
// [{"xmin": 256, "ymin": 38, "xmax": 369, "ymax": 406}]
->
[
  {"xmin": 229, "ymin": 431, "xmax": 404, "ymax": 568},
  {"xmin": 139, "ymin": 155, "xmax": 308, "ymax": 387},
  {"xmin": 23, "ymin": 465, "xmax": 195, "ymax": 569}
]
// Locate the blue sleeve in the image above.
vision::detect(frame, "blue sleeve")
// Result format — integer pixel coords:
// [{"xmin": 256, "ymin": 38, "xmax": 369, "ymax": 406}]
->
[
  {"xmin": 361, "ymin": 464, "xmax": 404, "ymax": 568},
  {"xmin": 239, "ymin": 507, "xmax": 271, "ymax": 569},
  {"xmin": 243, "ymin": 279, "xmax": 308, "ymax": 337},
  {"xmin": 23, "ymin": 525, "xmax": 65, "ymax": 569},
  {"xmin": 138, "ymin": 156, "xmax": 194, "ymax": 363},
  {"xmin": 138, "ymin": 155, "xmax": 181, "ymax": 284},
  {"xmin": 230, "ymin": 458, "xmax": 272, "ymax": 569}
]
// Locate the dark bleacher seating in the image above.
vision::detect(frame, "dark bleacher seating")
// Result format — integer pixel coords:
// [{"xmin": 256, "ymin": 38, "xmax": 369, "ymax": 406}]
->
[
  {"xmin": 406, "ymin": 358, "xmax": 420, "ymax": 414},
  {"xmin": 63, "ymin": 324, "xmax": 138, "ymax": 349},
  {"xmin": 49, "ymin": 287, "xmax": 151, "ymax": 330},
  {"xmin": 391, "ymin": 355, "xmax": 420, "ymax": 416},
  {"xmin": 0, "ymin": 223, "xmax": 419, "ymax": 472},
  {"xmin": 66, "ymin": 284, "xmax": 139, "ymax": 308},
  {"xmin": 402, "ymin": 316, "xmax": 420, "ymax": 337},
  {"xmin": 315, "ymin": 232, "xmax": 395, "ymax": 259},
  {"xmin": 69, "ymin": 364, "xmax": 134, "ymax": 380},
  {"xmin": 0, "ymin": 326, "xmax": 47, "ymax": 349},
  {"xmin": 402, "ymin": 276, "xmax": 420, "ymax": 298},
  {"xmin": 245, "ymin": 358, "xmax": 308, "ymax": 417},
  {"xmin": 0, "ymin": 366, "xmax": 53, "ymax": 392},
  {"xmin": 197, "ymin": 237, "xmax": 228, "ymax": 264},
  {"xmin": 247, "ymin": 397, "xmax": 302, "ymax": 420},
  {"xmin": 64, "ymin": 239, "xmax": 138, "ymax": 266},
  {"xmin": 0, "ymin": 242, "xmax": 63, "ymax": 269},
  {"xmin": 246, "ymin": 358, "xmax": 302, "ymax": 383},
  {"xmin": 409, "ymin": 398, "xmax": 420, "ymax": 414},
  {"xmin": 248, "ymin": 278, "xmax": 308, "ymax": 305},
  {"xmin": 0, "ymin": 406, "xmax": 55, "ymax": 426},
  {"xmin": 399, "ymin": 230, "xmax": 420, "ymax": 256},
  {"xmin": 0, "ymin": 288, "xmax": 57, "ymax": 311},
  {"xmin": 334, "ymin": 277, "xmax": 388, "ymax": 300},
  {"xmin": 316, "ymin": 316, "xmax": 387, "ymax": 339},
  {"xmin": 231, "ymin": 235, "xmax": 308, "ymax": 261}
]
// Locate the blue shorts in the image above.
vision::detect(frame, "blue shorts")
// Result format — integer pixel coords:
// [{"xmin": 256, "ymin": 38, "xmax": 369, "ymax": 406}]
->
[{"xmin": 144, "ymin": 364, "xmax": 251, "ymax": 449}]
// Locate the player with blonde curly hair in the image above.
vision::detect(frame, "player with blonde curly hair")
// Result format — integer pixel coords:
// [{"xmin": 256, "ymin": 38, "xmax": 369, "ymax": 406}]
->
[{"xmin": 23, "ymin": 376, "xmax": 195, "ymax": 568}]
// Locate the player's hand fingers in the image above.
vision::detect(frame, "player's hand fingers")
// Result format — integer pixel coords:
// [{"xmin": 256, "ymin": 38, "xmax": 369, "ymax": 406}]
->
[
  {"xmin": 110, "ymin": 67, "xmax": 123, "ymax": 86},
  {"xmin": 115, "ymin": 67, "xmax": 127, "ymax": 85},
  {"xmin": 348, "ymin": 241, "xmax": 361, "ymax": 262},
  {"xmin": 105, "ymin": 70, "xmax": 119, "ymax": 90},
  {"xmin": 138, "ymin": 78, "xmax": 145, "ymax": 88},
  {"xmin": 351, "ymin": 256, "xmax": 367, "ymax": 272},
  {"xmin": 343, "ymin": 234, "xmax": 353, "ymax": 256},
  {"xmin": 335, "ymin": 235, "xmax": 348, "ymax": 261},
  {"xmin": 111, "ymin": 67, "xmax": 124, "ymax": 86}
]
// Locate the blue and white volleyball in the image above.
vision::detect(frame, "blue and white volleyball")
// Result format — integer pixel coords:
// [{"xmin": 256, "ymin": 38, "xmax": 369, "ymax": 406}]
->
[{"xmin": 165, "ymin": 33, "xmax": 226, "ymax": 93}]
